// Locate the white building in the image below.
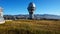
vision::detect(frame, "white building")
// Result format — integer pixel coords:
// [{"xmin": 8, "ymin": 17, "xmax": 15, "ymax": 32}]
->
[{"xmin": 0, "ymin": 7, "xmax": 5, "ymax": 24}]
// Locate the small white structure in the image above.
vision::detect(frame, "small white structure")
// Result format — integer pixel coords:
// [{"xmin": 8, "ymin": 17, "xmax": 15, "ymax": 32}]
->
[{"xmin": 0, "ymin": 7, "xmax": 5, "ymax": 24}]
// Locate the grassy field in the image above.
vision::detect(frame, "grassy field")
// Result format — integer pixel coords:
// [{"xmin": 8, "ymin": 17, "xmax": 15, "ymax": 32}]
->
[{"xmin": 0, "ymin": 20, "xmax": 60, "ymax": 34}]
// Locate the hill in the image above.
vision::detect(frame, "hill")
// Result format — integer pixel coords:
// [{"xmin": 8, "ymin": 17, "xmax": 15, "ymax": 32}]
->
[
  {"xmin": 0, "ymin": 20, "xmax": 60, "ymax": 34},
  {"xmin": 3, "ymin": 14, "xmax": 60, "ymax": 20}
]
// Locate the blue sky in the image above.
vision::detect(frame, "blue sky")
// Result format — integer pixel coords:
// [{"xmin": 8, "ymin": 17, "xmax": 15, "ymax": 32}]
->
[{"xmin": 0, "ymin": 0, "xmax": 60, "ymax": 15}]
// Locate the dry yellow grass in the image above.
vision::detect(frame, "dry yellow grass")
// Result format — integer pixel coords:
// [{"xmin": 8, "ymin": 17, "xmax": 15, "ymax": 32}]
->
[{"xmin": 0, "ymin": 20, "xmax": 60, "ymax": 34}]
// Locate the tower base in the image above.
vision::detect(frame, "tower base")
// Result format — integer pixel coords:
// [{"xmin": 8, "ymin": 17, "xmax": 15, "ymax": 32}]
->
[
  {"xmin": 28, "ymin": 18, "xmax": 34, "ymax": 20},
  {"xmin": 28, "ymin": 13, "xmax": 34, "ymax": 20},
  {"xmin": 0, "ymin": 16, "xmax": 5, "ymax": 24}
]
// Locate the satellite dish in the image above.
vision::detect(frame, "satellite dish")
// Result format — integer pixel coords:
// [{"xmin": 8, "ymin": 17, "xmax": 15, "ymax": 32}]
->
[
  {"xmin": 27, "ymin": 2, "xmax": 36, "ymax": 19},
  {"xmin": 27, "ymin": 2, "xmax": 36, "ymax": 12}
]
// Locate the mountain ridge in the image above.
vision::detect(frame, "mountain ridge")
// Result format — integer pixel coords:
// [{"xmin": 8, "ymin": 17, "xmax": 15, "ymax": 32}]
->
[{"xmin": 3, "ymin": 14, "xmax": 60, "ymax": 20}]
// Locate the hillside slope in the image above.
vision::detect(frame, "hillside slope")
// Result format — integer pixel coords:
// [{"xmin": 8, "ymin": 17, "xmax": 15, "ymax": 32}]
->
[{"xmin": 0, "ymin": 20, "xmax": 60, "ymax": 34}]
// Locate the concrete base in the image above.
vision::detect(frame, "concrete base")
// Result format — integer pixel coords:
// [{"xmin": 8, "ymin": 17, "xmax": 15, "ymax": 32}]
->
[
  {"xmin": 0, "ymin": 16, "xmax": 5, "ymax": 24},
  {"xmin": 0, "ymin": 20, "xmax": 5, "ymax": 24}
]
